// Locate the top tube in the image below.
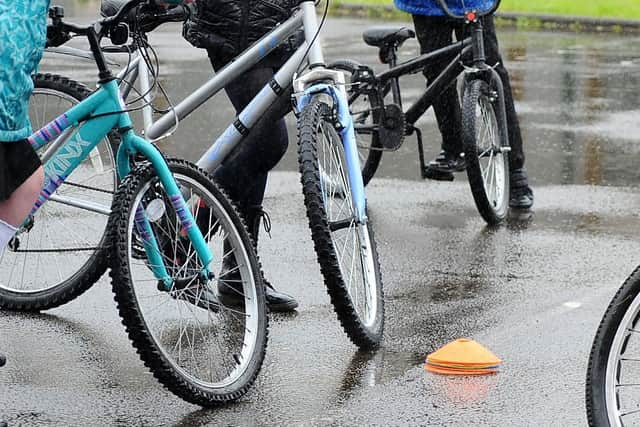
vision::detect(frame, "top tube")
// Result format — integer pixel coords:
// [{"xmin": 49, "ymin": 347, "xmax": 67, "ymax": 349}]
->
[{"xmin": 433, "ymin": 0, "xmax": 501, "ymax": 20}]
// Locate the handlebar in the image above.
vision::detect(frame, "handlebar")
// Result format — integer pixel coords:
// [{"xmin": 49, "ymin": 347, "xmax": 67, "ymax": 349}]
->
[
  {"xmin": 432, "ymin": 0, "xmax": 502, "ymax": 21},
  {"xmin": 100, "ymin": 0, "xmax": 145, "ymax": 29},
  {"xmin": 46, "ymin": 0, "xmax": 187, "ymax": 48}
]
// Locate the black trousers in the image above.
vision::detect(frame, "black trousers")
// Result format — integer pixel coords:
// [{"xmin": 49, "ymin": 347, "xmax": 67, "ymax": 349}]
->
[
  {"xmin": 0, "ymin": 139, "xmax": 41, "ymax": 202},
  {"xmin": 208, "ymin": 56, "xmax": 291, "ymax": 213},
  {"xmin": 412, "ymin": 15, "xmax": 525, "ymax": 170}
]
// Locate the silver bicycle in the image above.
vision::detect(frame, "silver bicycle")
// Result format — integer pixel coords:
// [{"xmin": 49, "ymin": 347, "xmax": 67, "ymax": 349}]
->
[{"xmin": 32, "ymin": 0, "xmax": 384, "ymax": 349}]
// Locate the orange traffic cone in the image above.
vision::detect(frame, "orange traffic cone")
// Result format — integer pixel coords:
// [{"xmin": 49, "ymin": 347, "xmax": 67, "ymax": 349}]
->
[{"xmin": 425, "ymin": 338, "xmax": 501, "ymax": 375}]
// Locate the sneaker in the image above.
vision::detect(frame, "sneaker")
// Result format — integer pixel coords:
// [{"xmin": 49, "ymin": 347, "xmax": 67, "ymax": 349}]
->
[
  {"xmin": 509, "ymin": 167, "xmax": 534, "ymax": 210},
  {"xmin": 428, "ymin": 150, "xmax": 466, "ymax": 173}
]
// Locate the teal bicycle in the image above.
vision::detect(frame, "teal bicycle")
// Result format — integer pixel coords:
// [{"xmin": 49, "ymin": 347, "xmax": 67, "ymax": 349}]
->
[
  {"xmin": 31, "ymin": 0, "xmax": 385, "ymax": 350},
  {"xmin": 0, "ymin": 1, "xmax": 268, "ymax": 406}
]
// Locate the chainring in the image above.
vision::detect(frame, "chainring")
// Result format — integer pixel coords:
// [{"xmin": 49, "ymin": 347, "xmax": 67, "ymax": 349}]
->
[{"xmin": 378, "ymin": 103, "xmax": 405, "ymax": 151}]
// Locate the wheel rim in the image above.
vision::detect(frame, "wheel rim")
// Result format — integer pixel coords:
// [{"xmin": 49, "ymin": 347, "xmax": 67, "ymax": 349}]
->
[
  {"xmin": 475, "ymin": 95, "xmax": 507, "ymax": 214},
  {"xmin": 317, "ymin": 120, "xmax": 378, "ymax": 328},
  {"xmin": 605, "ymin": 292, "xmax": 640, "ymax": 426},
  {"xmin": 0, "ymin": 88, "xmax": 115, "ymax": 294},
  {"xmin": 125, "ymin": 174, "xmax": 259, "ymax": 389}
]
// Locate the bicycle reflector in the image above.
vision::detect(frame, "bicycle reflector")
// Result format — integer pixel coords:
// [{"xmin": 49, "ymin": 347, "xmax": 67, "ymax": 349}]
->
[{"xmin": 465, "ymin": 11, "xmax": 477, "ymax": 22}]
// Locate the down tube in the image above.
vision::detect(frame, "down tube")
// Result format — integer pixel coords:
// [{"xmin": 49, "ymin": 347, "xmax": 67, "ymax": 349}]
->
[{"xmin": 29, "ymin": 95, "xmax": 119, "ymax": 217}]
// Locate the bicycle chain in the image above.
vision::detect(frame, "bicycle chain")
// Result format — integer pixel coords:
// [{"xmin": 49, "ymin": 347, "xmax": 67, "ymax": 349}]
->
[
  {"xmin": 9, "ymin": 245, "xmax": 105, "ymax": 253},
  {"xmin": 64, "ymin": 181, "xmax": 115, "ymax": 195}
]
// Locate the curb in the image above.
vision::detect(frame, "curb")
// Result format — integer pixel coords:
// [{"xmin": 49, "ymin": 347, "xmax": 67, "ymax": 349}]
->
[{"xmin": 330, "ymin": 4, "xmax": 640, "ymax": 33}]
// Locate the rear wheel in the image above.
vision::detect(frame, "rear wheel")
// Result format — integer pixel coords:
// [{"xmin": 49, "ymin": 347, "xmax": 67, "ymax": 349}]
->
[
  {"xmin": 0, "ymin": 73, "xmax": 117, "ymax": 311},
  {"xmin": 297, "ymin": 96, "xmax": 384, "ymax": 350},
  {"xmin": 110, "ymin": 159, "xmax": 267, "ymax": 405},
  {"xmin": 461, "ymin": 79, "xmax": 509, "ymax": 225}
]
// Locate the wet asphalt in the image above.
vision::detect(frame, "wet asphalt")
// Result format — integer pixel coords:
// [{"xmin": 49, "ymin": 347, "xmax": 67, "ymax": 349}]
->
[{"xmin": 3, "ymin": 3, "xmax": 640, "ymax": 425}]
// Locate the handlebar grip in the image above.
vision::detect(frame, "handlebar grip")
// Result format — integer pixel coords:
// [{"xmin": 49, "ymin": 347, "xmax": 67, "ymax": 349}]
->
[
  {"xmin": 45, "ymin": 24, "xmax": 72, "ymax": 48},
  {"xmin": 102, "ymin": 0, "xmax": 144, "ymax": 28}
]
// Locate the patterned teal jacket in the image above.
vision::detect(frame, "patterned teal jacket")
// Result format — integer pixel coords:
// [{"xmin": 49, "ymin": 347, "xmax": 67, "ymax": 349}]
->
[{"xmin": 0, "ymin": 0, "xmax": 50, "ymax": 142}]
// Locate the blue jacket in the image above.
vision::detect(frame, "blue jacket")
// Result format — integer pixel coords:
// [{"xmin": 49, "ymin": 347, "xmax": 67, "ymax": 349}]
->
[
  {"xmin": 394, "ymin": 0, "xmax": 495, "ymax": 16},
  {"xmin": 0, "ymin": 0, "xmax": 50, "ymax": 142}
]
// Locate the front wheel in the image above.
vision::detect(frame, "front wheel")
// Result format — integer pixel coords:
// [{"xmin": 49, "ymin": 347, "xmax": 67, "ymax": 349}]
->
[
  {"xmin": 587, "ymin": 267, "xmax": 640, "ymax": 427},
  {"xmin": 297, "ymin": 96, "xmax": 384, "ymax": 350},
  {"xmin": 462, "ymin": 79, "xmax": 509, "ymax": 225},
  {"xmin": 110, "ymin": 159, "xmax": 267, "ymax": 406}
]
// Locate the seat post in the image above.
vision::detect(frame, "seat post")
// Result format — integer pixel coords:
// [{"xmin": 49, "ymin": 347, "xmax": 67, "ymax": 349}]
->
[{"xmin": 387, "ymin": 46, "xmax": 402, "ymax": 106}]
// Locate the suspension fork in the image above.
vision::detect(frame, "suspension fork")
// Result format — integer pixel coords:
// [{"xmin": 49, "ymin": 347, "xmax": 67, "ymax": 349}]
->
[{"xmin": 295, "ymin": 78, "xmax": 367, "ymax": 224}]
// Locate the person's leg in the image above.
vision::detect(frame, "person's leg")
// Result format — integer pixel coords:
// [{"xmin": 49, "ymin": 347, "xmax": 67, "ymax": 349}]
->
[
  {"xmin": 207, "ymin": 63, "xmax": 289, "ymax": 209},
  {"xmin": 480, "ymin": 16, "xmax": 533, "ymax": 209},
  {"xmin": 206, "ymin": 60, "xmax": 297, "ymax": 311},
  {"xmin": 412, "ymin": 14, "xmax": 466, "ymax": 175},
  {"xmin": 0, "ymin": 169, "xmax": 44, "ymax": 227},
  {"xmin": 0, "ymin": 140, "xmax": 44, "ymax": 250}
]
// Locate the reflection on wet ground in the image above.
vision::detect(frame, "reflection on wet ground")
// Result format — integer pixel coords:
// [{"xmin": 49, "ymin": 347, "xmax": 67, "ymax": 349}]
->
[{"xmin": 5, "ymin": 0, "xmax": 640, "ymax": 424}]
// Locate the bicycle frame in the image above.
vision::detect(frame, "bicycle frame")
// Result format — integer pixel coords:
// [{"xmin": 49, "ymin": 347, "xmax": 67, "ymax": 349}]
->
[
  {"xmin": 378, "ymin": 38, "xmax": 473, "ymax": 125},
  {"xmin": 109, "ymin": 1, "xmax": 367, "ymax": 222},
  {"xmin": 360, "ymin": 16, "xmax": 509, "ymax": 156},
  {"xmin": 26, "ymin": 70, "xmax": 213, "ymax": 287}
]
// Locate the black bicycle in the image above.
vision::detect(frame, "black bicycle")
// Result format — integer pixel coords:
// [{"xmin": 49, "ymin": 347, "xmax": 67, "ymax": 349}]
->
[{"xmin": 330, "ymin": 0, "xmax": 510, "ymax": 225}]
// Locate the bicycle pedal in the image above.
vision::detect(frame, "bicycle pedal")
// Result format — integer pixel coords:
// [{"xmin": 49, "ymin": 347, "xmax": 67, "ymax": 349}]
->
[{"xmin": 423, "ymin": 167, "xmax": 454, "ymax": 182}]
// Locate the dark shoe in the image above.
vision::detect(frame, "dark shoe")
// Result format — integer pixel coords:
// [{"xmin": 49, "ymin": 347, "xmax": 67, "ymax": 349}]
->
[
  {"xmin": 509, "ymin": 167, "xmax": 534, "ymax": 210},
  {"xmin": 428, "ymin": 150, "xmax": 466, "ymax": 173},
  {"xmin": 217, "ymin": 205, "xmax": 298, "ymax": 313},
  {"xmin": 263, "ymin": 279, "xmax": 298, "ymax": 313},
  {"xmin": 0, "ymin": 353, "xmax": 5, "ymax": 367},
  {"xmin": 169, "ymin": 277, "xmax": 220, "ymax": 312},
  {"xmin": 423, "ymin": 166, "xmax": 454, "ymax": 181},
  {"xmin": 218, "ymin": 272, "xmax": 298, "ymax": 313}
]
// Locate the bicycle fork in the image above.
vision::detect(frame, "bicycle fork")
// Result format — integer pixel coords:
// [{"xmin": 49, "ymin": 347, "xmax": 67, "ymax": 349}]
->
[
  {"xmin": 294, "ymin": 77, "xmax": 367, "ymax": 225},
  {"xmin": 117, "ymin": 131, "xmax": 214, "ymax": 290}
]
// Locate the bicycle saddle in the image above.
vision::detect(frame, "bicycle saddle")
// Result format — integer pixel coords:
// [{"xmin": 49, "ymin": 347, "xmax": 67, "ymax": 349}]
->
[{"xmin": 362, "ymin": 26, "xmax": 415, "ymax": 48}]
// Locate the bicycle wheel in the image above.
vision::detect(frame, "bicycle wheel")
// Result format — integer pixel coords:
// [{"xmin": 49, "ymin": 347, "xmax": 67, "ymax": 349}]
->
[
  {"xmin": 110, "ymin": 159, "xmax": 267, "ymax": 406},
  {"xmin": 329, "ymin": 60, "xmax": 384, "ymax": 186},
  {"xmin": 0, "ymin": 73, "xmax": 117, "ymax": 311},
  {"xmin": 297, "ymin": 96, "xmax": 384, "ymax": 350},
  {"xmin": 461, "ymin": 78, "xmax": 509, "ymax": 225},
  {"xmin": 587, "ymin": 266, "xmax": 640, "ymax": 427}
]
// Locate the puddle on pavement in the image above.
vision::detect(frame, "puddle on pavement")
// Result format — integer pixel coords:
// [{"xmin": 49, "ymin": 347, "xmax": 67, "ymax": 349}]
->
[{"xmin": 334, "ymin": 350, "xmax": 425, "ymax": 401}]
